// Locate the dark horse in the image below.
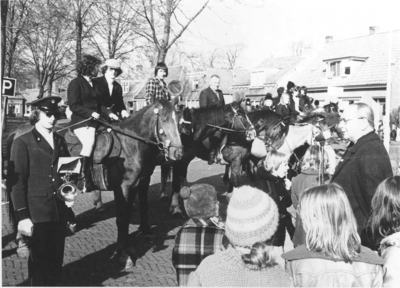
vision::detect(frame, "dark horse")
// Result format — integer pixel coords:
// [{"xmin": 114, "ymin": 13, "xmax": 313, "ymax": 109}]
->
[
  {"xmin": 159, "ymin": 102, "xmax": 255, "ymax": 214},
  {"xmin": 222, "ymin": 109, "xmax": 290, "ymax": 194},
  {"xmin": 6, "ymin": 99, "xmax": 183, "ymax": 268}
]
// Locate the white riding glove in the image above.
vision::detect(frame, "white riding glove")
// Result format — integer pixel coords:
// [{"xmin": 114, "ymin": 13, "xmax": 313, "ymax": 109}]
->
[
  {"xmin": 284, "ymin": 178, "xmax": 292, "ymax": 190},
  {"xmin": 91, "ymin": 112, "xmax": 100, "ymax": 119},
  {"xmin": 109, "ymin": 113, "xmax": 119, "ymax": 121},
  {"xmin": 18, "ymin": 219, "xmax": 34, "ymax": 237},
  {"xmin": 121, "ymin": 110, "xmax": 129, "ymax": 119}
]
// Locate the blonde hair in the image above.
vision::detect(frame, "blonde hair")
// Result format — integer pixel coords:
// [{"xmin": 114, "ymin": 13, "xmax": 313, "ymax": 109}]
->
[
  {"xmin": 279, "ymin": 93, "xmax": 290, "ymax": 105},
  {"xmin": 241, "ymin": 242, "xmax": 278, "ymax": 268},
  {"xmin": 300, "ymin": 145, "xmax": 329, "ymax": 171},
  {"xmin": 299, "ymin": 183, "xmax": 361, "ymax": 263},
  {"xmin": 264, "ymin": 150, "xmax": 289, "ymax": 172}
]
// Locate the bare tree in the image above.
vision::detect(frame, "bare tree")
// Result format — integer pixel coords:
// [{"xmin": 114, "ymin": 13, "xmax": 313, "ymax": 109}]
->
[
  {"xmin": 22, "ymin": 1, "xmax": 75, "ymax": 98},
  {"xmin": 224, "ymin": 43, "xmax": 246, "ymax": 69},
  {"xmin": 133, "ymin": 0, "xmax": 210, "ymax": 63},
  {"xmin": 88, "ymin": 0, "xmax": 142, "ymax": 61}
]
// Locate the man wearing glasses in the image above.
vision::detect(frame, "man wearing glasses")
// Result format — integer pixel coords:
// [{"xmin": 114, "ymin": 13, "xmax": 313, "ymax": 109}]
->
[
  {"xmin": 331, "ymin": 102, "xmax": 393, "ymax": 249},
  {"xmin": 8, "ymin": 96, "xmax": 73, "ymax": 285}
]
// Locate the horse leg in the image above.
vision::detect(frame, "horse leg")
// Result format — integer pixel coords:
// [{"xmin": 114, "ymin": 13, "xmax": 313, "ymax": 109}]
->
[
  {"xmin": 137, "ymin": 175, "xmax": 153, "ymax": 236},
  {"xmin": 223, "ymin": 165, "xmax": 230, "ymax": 185},
  {"xmin": 160, "ymin": 163, "xmax": 170, "ymax": 200},
  {"xmin": 92, "ymin": 190, "xmax": 105, "ymax": 212},
  {"xmin": 227, "ymin": 156, "xmax": 243, "ymax": 201},
  {"xmin": 170, "ymin": 161, "xmax": 187, "ymax": 215},
  {"xmin": 113, "ymin": 185, "xmax": 137, "ymax": 268}
]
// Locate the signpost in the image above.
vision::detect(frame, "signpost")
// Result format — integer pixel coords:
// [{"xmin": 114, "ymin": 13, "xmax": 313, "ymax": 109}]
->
[{"xmin": 2, "ymin": 77, "xmax": 17, "ymax": 132}]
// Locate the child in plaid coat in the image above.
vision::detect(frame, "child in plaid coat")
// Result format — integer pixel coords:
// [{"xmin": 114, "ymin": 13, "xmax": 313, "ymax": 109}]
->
[{"xmin": 172, "ymin": 184, "xmax": 227, "ymax": 286}]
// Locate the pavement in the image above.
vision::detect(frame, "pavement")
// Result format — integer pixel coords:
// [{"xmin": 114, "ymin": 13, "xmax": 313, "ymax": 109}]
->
[{"xmin": 2, "ymin": 159, "xmax": 228, "ymax": 286}]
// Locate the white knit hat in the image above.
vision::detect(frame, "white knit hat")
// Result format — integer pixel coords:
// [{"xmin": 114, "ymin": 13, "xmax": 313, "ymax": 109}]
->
[{"xmin": 225, "ymin": 186, "xmax": 279, "ymax": 247}]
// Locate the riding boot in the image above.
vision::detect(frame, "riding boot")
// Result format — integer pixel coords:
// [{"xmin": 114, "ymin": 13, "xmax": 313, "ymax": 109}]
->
[{"xmin": 80, "ymin": 156, "xmax": 96, "ymax": 192}]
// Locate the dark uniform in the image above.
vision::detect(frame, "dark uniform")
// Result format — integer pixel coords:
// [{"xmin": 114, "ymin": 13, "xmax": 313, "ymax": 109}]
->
[
  {"xmin": 93, "ymin": 75, "xmax": 127, "ymax": 118},
  {"xmin": 8, "ymin": 97, "xmax": 71, "ymax": 286}
]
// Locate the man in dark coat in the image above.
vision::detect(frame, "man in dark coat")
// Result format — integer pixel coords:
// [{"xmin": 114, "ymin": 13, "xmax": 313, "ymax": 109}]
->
[
  {"xmin": 199, "ymin": 75, "xmax": 225, "ymax": 164},
  {"xmin": 199, "ymin": 75, "xmax": 225, "ymax": 108},
  {"xmin": 93, "ymin": 58, "xmax": 129, "ymax": 120},
  {"xmin": 8, "ymin": 96, "xmax": 73, "ymax": 286},
  {"xmin": 331, "ymin": 103, "xmax": 393, "ymax": 248}
]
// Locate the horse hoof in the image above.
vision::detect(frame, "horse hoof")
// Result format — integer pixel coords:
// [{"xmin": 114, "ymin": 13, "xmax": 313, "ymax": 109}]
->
[{"xmin": 94, "ymin": 201, "xmax": 106, "ymax": 213}]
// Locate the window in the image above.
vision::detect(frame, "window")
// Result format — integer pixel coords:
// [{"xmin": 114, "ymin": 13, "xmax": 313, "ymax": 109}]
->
[
  {"xmin": 193, "ymin": 79, "xmax": 199, "ymax": 90},
  {"xmin": 128, "ymin": 101, "xmax": 133, "ymax": 108},
  {"xmin": 345, "ymin": 67, "xmax": 351, "ymax": 75},
  {"xmin": 121, "ymin": 81, "xmax": 129, "ymax": 93},
  {"xmin": 330, "ymin": 61, "xmax": 341, "ymax": 77}
]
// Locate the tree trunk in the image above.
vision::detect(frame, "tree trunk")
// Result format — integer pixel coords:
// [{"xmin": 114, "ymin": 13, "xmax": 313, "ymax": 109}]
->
[
  {"xmin": 2, "ymin": 0, "xmax": 9, "ymax": 134},
  {"xmin": 75, "ymin": 2, "xmax": 82, "ymax": 73},
  {"xmin": 157, "ymin": 47, "xmax": 168, "ymax": 63}
]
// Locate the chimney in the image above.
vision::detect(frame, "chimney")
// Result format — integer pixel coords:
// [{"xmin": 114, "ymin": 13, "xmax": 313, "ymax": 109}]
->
[
  {"xmin": 369, "ymin": 26, "xmax": 378, "ymax": 35},
  {"xmin": 136, "ymin": 64, "xmax": 143, "ymax": 72},
  {"xmin": 325, "ymin": 36, "xmax": 333, "ymax": 44}
]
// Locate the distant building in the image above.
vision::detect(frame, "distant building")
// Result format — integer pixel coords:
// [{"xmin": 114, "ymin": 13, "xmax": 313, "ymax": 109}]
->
[{"xmin": 292, "ymin": 27, "xmax": 400, "ymax": 125}]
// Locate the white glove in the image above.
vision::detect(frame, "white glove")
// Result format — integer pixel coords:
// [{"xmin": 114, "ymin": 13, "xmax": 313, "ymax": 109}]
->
[
  {"xmin": 65, "ymin": 201, "xmax": 74, "ymax": 208},
  {"xmin": 18, "ymin": 219, "xmax": 34, "ymax": 237},
  {"xmin": 121, "ymin": 110, "xmax": 129, "ymax": 119},
  {"xmin": 91, "ymin": 112, "xmax": 100, "ymax": 119},
  {"xmin": 109, "ymin": 113, "xmax": 119, "ymax": 121}
]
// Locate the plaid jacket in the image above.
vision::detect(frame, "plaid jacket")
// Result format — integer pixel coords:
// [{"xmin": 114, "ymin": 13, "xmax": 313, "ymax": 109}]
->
[
  {"xmin": 145, "ymin": 77, "xmax": 170, "ymax": 104},
  {"xmin": 172, "ymin": 218, "xmax": 226, "ymax": 286}
]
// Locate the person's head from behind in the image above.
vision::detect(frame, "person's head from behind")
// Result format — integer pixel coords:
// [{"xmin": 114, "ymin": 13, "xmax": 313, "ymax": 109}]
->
[
  {"xmin": 264, "ymin": 93, "xmax": 273, "ymax": 107},
  {"xmin": 314, "ymin": 100, "xmax": 320, "ymax": 107},
  {"xmin": 340, "ymin": 102, "xmax": 374, "ymax": 142},
  {"xmin": 225, "ymin": 186, "xmax": 279, "ymax": 268},
  {"xmin": 154, "ymin": 62, "xmax": 168, "ymax": 78},
  {"xmin": 209, "ymin": 75, "xmax": 220, "ymax": 91},
  {"xmin": 300, "ymin": 145, "xmax": 329, "ymax": 171},
  {"xmin": 367, "ymin": 176, "xmax": 400, "ymax": 241},
  {"xmin": 277, "ymin": 87, "xmax": 285, "ymax": 96},
  {"xmin": 180, "ymin": 183, "xmax": 219, "ymax": 219},
  {"xmin": 299, "ymin": 183, "xmax": 361, "ymax": 263},
  {"xmin": 77, "ymin": 55, "xmax": 102, "ymax": 78},
  {"xmin": 264, "ymin": 150, "xmax": 289, "ymax": 178}
]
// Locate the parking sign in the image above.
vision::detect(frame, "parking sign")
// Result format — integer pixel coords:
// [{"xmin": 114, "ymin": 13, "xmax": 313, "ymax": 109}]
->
[{"xmin": 2, "ymin": 77, "xmax": 17, "ymax": 97}]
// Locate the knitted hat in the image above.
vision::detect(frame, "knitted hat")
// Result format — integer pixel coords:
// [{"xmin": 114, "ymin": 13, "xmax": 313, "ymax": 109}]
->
[
  {"xmin": 225, "ymin": 186, "xmax": 278, "ymax": 247},
  {"xmin": 265, "ymin": 93, "xmax": 273, "ymax": 101},
  {"xmin": 287, "ymin": 81, "xmax": 295, "ymax": 90},
  {"xmin": 180, "ymin": 184, "xmax": 218, "ymax": 219}
]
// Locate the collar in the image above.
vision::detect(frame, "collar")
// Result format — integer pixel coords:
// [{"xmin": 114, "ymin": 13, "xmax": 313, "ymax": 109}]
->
[
  {"xmin": 35, "ymin": 123, "xmax": 53, "ymax": 137},
  {"xmin": 349, "ymin": 131, "xmax": 380, "ymax": 154},
  {"xmin": 282, "ymin": 244, "xmax": 384, "ymax": 265},
  {"xmin": 184, "ymin": 217, "xmax": 224, "ymax": 229}
]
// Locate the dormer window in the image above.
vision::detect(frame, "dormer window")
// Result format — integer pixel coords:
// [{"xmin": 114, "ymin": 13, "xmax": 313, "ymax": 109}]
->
[
  {"xmin": 324, "ymin": 56, "xmax": 367, "ymax": 79},
  {"xmin": 193, "ymin": 79, "xmax": 199, "ymax": 90}
]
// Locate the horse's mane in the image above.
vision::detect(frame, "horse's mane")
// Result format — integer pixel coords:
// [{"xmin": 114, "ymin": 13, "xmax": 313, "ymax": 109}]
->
[
  {"xmin": 190, "ymin": 106, "xmax": 226, "ymax": 130},
  {"xmin": 118, "ymin": 98, "xmax": 174, "ymax": 129},
  {"xmin": 301, "ymin": 111, "xmax": 341, "ymax": 128},
  {"xmin": 249, "ymin": 110, "xmax": 289, "ymax": 142}
]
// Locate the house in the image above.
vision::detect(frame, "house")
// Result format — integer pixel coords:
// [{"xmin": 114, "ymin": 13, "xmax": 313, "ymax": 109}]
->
[
  {"xmin": 292, "ymin": 27, "xmax": 400, "ymax": 125},
  {"xmin": 186, "ymin": 68, "xmax": 250, "ymax": 108},
  {"xmin": 231, "ymin": 56, "xmax": 307, "ymax": 107},
  {"xmin": 122, "ymin": 65, "xmax": 192, "ymax": 111}
]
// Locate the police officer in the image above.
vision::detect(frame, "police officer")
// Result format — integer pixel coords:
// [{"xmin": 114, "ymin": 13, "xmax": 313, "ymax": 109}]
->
[{"xmin": 8, "ymin": 96, "xmax": 72, "ymax": 286}]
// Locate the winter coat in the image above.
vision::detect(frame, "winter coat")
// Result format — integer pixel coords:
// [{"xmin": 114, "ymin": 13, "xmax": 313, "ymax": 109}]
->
[
  {"xmin": 331, "ymin": 132, "xmax": 393, "ymax": 236},
  {"xmin": 92, "ymin": 76, "xmax": 126, "ymax": 116},
  {"xmin": 282, "ymin": 245, "xmax": 384, "ymax": 287},
  {"xmin": 199, "ymin": 87, "xmax": 225, "ymax": 108}
]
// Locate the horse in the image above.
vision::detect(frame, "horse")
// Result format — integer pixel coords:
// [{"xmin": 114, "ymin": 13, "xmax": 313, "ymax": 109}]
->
[
  {"xmin": 6, "ymin": 99, "xmax": 184, "ymax": 268},
  {"xmin": 159, "ymin": 101, "xmax": 255, "ymax": 214},
  {"xmin": 322, "ymin": 101, "xmax": 339, "ymax": 113},
  {"xmin": 221, "ymin": 109, "xmax": 290, "ymax": 195}
]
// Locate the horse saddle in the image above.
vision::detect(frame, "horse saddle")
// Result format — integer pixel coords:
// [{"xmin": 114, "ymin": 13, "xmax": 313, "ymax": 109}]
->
[{"xmin": 65, "ymin": 128, "xmax": 122, "ymax": 190}]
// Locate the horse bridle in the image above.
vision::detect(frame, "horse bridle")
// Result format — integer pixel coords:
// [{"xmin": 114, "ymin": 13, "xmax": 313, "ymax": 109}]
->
[{"xmin": 256, "ymin": 119, "xmax": 286, "ymax": 150}]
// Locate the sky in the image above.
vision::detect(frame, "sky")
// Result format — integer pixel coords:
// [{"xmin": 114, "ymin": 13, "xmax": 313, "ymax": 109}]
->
[{"xmin": 180, "ymin": 0, "xmax": 400, "ymax": 69}]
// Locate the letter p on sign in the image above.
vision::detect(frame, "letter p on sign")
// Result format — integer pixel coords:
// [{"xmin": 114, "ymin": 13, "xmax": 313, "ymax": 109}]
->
[{"xmin": 2, "ymin": 77, "xmax": 17, "ymax": 97}]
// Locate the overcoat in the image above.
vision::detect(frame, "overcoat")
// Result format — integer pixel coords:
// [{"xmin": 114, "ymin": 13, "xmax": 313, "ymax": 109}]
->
[
  {"xmin": 199, "ymin": 87, "xmax": 225, "ymax": 108},
  {"xmin": 67, "ymin": 76, "xmax": 110, "ymax": 130},
  {"xmin": 92, "ymin": 76, "xmax": 126, "ymax": 116},
  {"xmin": 331, "ymin": 131, "xmax": 393, "ymax": 234},
  {"xmin": 8, "ymin": 128, "xmax": 70, "ymax": 223}
]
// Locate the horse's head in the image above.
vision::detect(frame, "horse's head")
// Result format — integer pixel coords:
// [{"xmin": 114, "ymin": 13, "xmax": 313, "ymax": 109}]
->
[
  {"xmin": 225, "ymin": 101, "xmax": 255, "ymax": 141},
  {"xmin": 152, "ymin": 99, "xmax": 183, "ymax": 161},
  {"xmin": 324, "ymin": 102, "xmax": 339, "ymax": 113}
]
